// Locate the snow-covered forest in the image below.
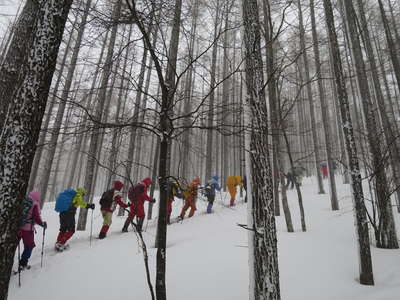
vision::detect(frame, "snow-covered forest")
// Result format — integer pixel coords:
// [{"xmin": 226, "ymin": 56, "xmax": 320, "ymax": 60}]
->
[{"xmin": 1, "ymin": 0, "xmax": 400, "ymax": 299}]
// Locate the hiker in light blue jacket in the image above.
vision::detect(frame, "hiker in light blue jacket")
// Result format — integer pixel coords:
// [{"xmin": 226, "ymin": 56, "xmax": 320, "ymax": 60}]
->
[{"xmin": 204, "ymin": 175, "xmax": 221, "ymax": 213}]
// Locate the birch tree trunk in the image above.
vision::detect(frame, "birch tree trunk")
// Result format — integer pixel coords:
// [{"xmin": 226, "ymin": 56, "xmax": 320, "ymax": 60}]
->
[
  {"xmin": 262, "ymin": 0, "xmax": 285, "ymax": 219},
  {"xmin": 242, "ymin": 0, "xmax": 280, "ymax": 298},
  {"xmin": 0, "ymin": 0, "xmax": 72, "ymax": 297},
  {"xmin": 322, "ymin": 0, "xmax": 374, "ymax": 285},
  {"xmin": 27, "ymin": 15, "xmax": 77, "ymax": 193},
  {"xmin": 40, "ymin": 0, "xmax": 92, "ymax": 205},
  {"xmin": 0, "ymin": 0, "xmax": 39, "ymax": 133}
]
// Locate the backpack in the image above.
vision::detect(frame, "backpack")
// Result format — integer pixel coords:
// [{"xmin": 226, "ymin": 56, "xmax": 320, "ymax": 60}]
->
[
  {"xmin": 99, "ymin": 189, "xmax": 114, "ymax": 207},
  {"xmin": 128, "ymin": 183, "xmax": 145, "ymax": 202},
  {"xmin": 55, "ymin": 189, "xmax": 77, "ymax": 213},
  {"xmin": 204, "ymin": 183, "xmax": 213, "ymax": 197},
  {"xmin": 20, "ymin": 196, "xmax": 33, "ymax": 227}
]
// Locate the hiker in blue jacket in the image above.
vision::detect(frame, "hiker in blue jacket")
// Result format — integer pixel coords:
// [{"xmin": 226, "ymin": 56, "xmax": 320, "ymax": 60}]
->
[
  {"xmin": 204, "ymin": 175, "xmax": 221, "ymax": 213},
  {"xmin": 54, "ymin": 187, "xmax": 94, "ymax": 251}
]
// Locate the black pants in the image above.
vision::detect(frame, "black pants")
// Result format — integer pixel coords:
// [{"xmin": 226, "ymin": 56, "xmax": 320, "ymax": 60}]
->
[{"xmin": 59, "ymin": 209, "xmax": 76, "ymax": 232}]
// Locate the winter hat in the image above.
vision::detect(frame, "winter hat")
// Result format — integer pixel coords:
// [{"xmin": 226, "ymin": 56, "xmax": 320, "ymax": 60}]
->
[
  {"xmin": 113, "ymin": 180, "xmax": 124, "ymax": 191},
  {"xmin": 212, "ymin": 175, "xmax": 219, "ymax": 182},
  {"xmin": 142, "ymin": 177, "xmax": 152, "ymax": 187},
  {"xmin": 28, "ymin": 190, "xmax": 41, "ymax": 205}
]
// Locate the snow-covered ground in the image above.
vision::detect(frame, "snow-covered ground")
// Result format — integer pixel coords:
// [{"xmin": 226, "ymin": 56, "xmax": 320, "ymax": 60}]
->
[{"xmin": 8, "ymin": 177, "xmax": 400, "ymax": 300}]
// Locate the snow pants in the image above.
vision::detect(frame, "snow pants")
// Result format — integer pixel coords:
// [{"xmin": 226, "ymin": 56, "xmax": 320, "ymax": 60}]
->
[
  {"xmin": 57, "ymin": 210, "xmax": 76, "ymax": 245},
  {"xmin": 17, "ymin": 230, "xmax": 35, "ymax": 267},
  {"xmin": 206, "ymin": 194, "xmax": 215, "ymax": 213},
  {"xmin": 227, "ymin": 185, "xmax": 237, "ymax": 206},
  {"xmin": 129, "ymin": 201, "xmax": 145, "ymax": 219},
  {"xmin": 180, "ymin": 198, "xmax": 196, "ymax": 218},
  {"xmin": 123, "ymin": 201, "xmax": 146, "ymax": 231},
  {"xmin": 100, "ymin": 210, "xmax": 113, "ymax": 234}
]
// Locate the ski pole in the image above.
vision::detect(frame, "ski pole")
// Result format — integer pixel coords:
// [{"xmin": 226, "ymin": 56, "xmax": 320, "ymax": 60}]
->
[
  {"xmin": 40, "ymin": 227, "xmax": 45, "ymax": 268},
  {"xmin": 17, "ymin": 242, "xmax": 21, "ymax": 287},
  {"xmin": 219, "ymin": 189, "xmax": 225, "ymax": 206},
  {"xmin": 89, "ymin": 208, "xmax": 94, "ymax": 247}
]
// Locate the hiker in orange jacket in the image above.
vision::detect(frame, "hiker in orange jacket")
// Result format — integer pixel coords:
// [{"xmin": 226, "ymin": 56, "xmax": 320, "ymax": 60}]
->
[
  {"xmin": 226, "ymin": 176, "xmax": 243, "ymax": 206},
  {"xmin": 179, "ymin": 178, "xmax": 201, "ymax": 220}
]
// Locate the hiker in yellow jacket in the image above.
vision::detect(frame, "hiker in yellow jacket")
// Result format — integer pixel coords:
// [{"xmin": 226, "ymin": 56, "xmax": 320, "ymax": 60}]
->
[{"xmin": 226, "ymin": 176, "xmax": 243, "ymax": 206}]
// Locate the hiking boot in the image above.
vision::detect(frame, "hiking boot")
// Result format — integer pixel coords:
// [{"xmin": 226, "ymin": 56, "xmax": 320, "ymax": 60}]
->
[
  {"xmin": 136, "ymin": 218, "xmax": 144, "ymax": 233},
  {"xmin": 122, "ymin": 218, "xmax": 130, "ymax": 232},
  {"xmin": 55, "ymin": 243, "xmax": 64, "ymax": 252}
]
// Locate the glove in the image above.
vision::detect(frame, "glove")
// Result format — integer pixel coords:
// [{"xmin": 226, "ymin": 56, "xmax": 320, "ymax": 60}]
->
[
  {"xmin": 150, "ymin": 198, "xmax": 156, "ymax": 203},
  {"xmin": 42, "ymin": 221, "xmax": 47, "ymax": 230},
  {"xmin": 126, "ymin": 202, "xmax": 131, "ymax": 207},
  {"xmin": 87, "ymin": 203, "xmax": 95, "ymax": 210}
]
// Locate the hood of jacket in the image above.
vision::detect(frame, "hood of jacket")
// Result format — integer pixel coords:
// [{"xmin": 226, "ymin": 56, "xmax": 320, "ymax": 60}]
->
[
  {"xmin": 113, "ymin": 180, "xmax": 124, "ymax": 191},
  {"xmin": 28, "ymin": 190, "xmax": 41, "ymax": 206},
  {"xmin": 142, "ymin": 177, "xmax": 152, "ymax": 188}
]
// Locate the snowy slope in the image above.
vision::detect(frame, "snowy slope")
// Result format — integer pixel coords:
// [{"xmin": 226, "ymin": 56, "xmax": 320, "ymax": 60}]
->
[{"xmin": 8, "ymin": 178, "xmax": 400, "ymax": 300}]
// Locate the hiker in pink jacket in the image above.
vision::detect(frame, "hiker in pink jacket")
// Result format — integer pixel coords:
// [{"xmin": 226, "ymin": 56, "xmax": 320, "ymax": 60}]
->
[{"xmin": 17, "ymin": 190, "xmax": 47, "ymax": 270}]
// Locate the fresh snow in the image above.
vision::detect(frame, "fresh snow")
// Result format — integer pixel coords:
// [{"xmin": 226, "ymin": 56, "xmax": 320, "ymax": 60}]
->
[{"xmin": 8, "ymin": 177, "xmax": 400, "ymax": 300}]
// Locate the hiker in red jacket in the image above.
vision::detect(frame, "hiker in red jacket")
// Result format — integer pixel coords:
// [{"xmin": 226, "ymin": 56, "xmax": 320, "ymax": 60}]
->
[
  {"xmin": 121, "ymin": 177, "xmax": 155, "ymax": 233},
  {"xmin": 98, "ymin": 180, "xmax": 126, "ymax": 239}
]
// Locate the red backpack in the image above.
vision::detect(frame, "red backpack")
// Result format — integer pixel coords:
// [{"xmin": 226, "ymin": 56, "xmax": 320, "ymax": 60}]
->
[{"xmin": 128, "ymin": 183, "xmax": 145, "ymax": 202}]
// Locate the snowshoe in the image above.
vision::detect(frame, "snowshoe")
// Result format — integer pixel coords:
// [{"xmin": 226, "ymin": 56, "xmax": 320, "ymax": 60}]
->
[
  {"xmin": 55, "ymin": 243, "xmax": 64, "ymax": 252},
  {"xmin": 169, "ymin": 216, "xmax": 183, "ymax": 224},
  {"xmin": 13, "ymin": 265, "xmax": 31, "ymax": 275}
]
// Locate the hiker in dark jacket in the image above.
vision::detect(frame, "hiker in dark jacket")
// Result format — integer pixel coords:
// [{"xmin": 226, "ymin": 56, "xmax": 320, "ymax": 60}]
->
[
  {"xmin": 204, "ymin": 175, "xmax": 221, "ymax": 213},
  {"xmin": 121, "ymin": 177, "xmax": 155, "ymax": 233},
  {"xmin": 166, "ymin": 179, "xmax": 183, "ymax": 224},
  {"xmin": 98, "ymin": 180, "xmax": 126, "ymax": 239}
]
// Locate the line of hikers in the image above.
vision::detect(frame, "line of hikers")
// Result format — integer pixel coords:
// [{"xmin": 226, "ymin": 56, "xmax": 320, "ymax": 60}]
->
[{"xmin": 16, "ymin": 175, "xmax": 245, "ymax": 270}]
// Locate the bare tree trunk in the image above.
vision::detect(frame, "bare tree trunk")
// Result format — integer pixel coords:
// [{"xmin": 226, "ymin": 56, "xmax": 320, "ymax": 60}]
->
[
  {"xmin": 242, "ymin": 0, "xmax": 280, "ymax": 298},
  {"xmin": 0, "ymin": 1, "xmax": 72, "ymax": 297},
  {"xmin": 39, "ymin": 0, "xmax": 92, "ymax": 205},
  {"xmin": 27, "ymin": 15, "xmax": 77, "ymax": 192},
  {"xmin": 356, "ymin": 0, "xmax": 400, "ymax": 213},
  {"xmin": 77, "ymin": 0, "xmax": 121, "ymax": 231},
  {"xmin": 67, "ymin": 30, "xmax": 109, "ymax": 188},
  {"xmin": 204, "ymin": 0, "xmax": 221, "ymax": 182},
  {"xmin": 377, "ymin": 0, "xmax": 400, "ymax": 90},
  {"xmin": 181, "ymin": 0, "xmax": 199, "ymax": 179},
  {"xmin": 262, "ymin": 0, "xmax": 281, "ymax": 216},
  {"xmin": 342, "ymin": 0, "xmax": 398, "ymax": 249},
  {"xmin": 297, "ymin": 0, "xmax": 325, "ymax": 194},
  {"xmin": 309, "ymin": 0, "xmax": 339, "ymax": 210},
  {"xmin": 322, "ymin": 0, "xmax": 374, "ymax": 285},
  {"xmin": 0, "ymin": 0, "xmax": 39, "ymax": 133}
]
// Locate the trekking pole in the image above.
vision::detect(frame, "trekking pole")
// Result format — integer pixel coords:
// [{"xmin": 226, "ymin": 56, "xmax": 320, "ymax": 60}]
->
[
  {"xmin": 89, "ymin": 208, "xmax": 94, "ymax": 247},
  {"xmin": 40, "ymin": 227, "xmax": 46, "ymax": 268},
  {"xmin": 219, "ymin": 190, "xmax": 225, "ymax": 206},
  {"xmin": 17, "ymin": 242, "xmax": 21, "ymax": 287}
]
